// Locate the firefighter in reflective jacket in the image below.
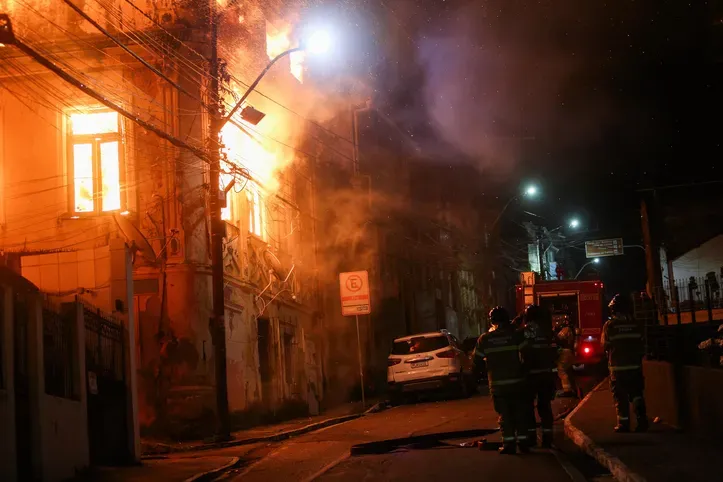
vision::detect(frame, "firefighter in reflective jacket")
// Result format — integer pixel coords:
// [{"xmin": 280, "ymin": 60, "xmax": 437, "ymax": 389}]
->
[
  {"xmin": 601, "ymin": 294, "xmax": 649, "ymax": 433},
  {"xmin": 522, "ymin": 305, "xmax": 559, "ymax": 448},
  {"xmin": 474, "ymin": 306, "xmax": 530, "ymax": 454}
]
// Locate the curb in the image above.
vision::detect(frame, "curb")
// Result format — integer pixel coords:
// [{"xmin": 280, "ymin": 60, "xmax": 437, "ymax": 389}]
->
[
  {"xmin": 563, "ymin": 378, "xmax": 647, "ymax": 482},
  {"xmin": 183, "ymin": 456, "xmax": 239, "ymax": 482},
  {"xmin": 144, "ymin": 401, "xmax": 388, "ymax": 457}
]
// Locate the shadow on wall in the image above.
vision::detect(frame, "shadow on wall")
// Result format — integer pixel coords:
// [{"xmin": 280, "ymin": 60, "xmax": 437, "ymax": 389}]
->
[{"xmin": 136, "ymin": 295, "xmax": 201, "ymax": 437}]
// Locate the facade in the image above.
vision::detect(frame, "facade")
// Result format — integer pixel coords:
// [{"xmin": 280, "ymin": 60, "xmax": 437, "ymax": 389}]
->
[
  {"xmin": 0, "ymin": 1, "xmax": 351, "ymax": 438},
  {"xmin": 0, "ymin": 1, "xmax": 487, "ymax": 444}
]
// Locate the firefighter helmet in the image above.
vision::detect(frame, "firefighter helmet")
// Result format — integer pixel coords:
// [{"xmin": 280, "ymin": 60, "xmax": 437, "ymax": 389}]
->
[
  {"xmin": 608, "ymin": 293, "xmax": 631, "ymax": 315},
  {"xmin": 489, "ymin": 306, "xmax": 511, "ymax": 326}
]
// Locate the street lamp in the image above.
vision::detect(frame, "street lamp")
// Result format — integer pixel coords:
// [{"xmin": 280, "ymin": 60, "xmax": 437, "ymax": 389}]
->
[
  {"xmin": 575, "ymin": 258, "xmax": 600, "ymax": 279},
  {"xmin": 569, "ymin": 218, "xmax": 580, "ymax": 229},
  {"xmin": 221, "ymin": 29, "xmax": 332, "ymax": 131},
  {"xmin": 489, "ymin": 185, "xmax": 540, "ymax": 233}
]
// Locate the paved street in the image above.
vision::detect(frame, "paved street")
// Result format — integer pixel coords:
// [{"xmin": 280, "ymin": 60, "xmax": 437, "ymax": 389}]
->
[{"xmin": 223, "ymin": 384, "xmax": 598, "ymax": 482}]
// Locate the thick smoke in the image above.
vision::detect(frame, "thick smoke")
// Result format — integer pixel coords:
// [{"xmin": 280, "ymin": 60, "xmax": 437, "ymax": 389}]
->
[{"xmin": 406, "ymin": 1, "xmax": 624, "ymax": 173}]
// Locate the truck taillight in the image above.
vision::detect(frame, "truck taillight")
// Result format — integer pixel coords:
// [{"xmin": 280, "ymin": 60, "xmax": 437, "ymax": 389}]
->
[
  {"xmin": 583, "ymin": 346, "xmax": 591, "ymax": 355},
  {"xmin": 388, "ymin": 358, "xmax": 402, "ymax": 366}
]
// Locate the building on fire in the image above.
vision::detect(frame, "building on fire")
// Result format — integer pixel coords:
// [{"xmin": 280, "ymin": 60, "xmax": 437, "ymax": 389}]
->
[{"xmin": 0, "ymin": 4, "xmax": 489, "ymax": 479}]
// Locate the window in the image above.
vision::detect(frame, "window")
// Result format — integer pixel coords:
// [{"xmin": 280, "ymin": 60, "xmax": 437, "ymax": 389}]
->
[
  {"xmin": 67, "ymin": 111, "xmax": 124, "ymax": 214},
  {"xmin": 247, "ymin": 183, "xmax": 266, "ymax": 239}
]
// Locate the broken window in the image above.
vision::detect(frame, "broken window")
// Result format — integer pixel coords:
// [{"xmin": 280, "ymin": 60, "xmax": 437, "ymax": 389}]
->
[
  {"xmin": 67, "ymin": 111, "xmax": 124, "ymax": 214},
  {"xmin": 247, "ymin": 183, "xmax": 266, "ymax": 239}
]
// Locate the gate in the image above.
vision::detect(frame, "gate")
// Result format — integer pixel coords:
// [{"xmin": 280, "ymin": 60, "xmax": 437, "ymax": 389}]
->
[
  {"xmin": 84, "ymin": 305, "xmax": 129, "ymax": 466},
  {"xmin": 13, "ymin": 293, "xmax": 34, "ymax": 481}
]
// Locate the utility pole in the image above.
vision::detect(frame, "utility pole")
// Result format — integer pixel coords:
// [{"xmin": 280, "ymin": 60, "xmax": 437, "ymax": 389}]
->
[
  {"xmin": 208, "ymin": 0, "xmax": 230, "ymax": 440},
  {"xmin": 537, "ymin": 227, "xmax": 545, "ymax": 281}
]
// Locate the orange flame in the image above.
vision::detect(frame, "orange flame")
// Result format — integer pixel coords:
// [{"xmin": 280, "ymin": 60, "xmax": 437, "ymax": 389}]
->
[{"xmin": 266, "ymin": 21, "xmax": 304, "ymax": 83}]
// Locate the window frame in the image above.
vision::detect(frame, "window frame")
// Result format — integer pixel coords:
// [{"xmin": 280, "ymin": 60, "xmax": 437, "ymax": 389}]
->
[{"xmin": 65, "ymin": 109, "xmax": 126, "ymax": 216}]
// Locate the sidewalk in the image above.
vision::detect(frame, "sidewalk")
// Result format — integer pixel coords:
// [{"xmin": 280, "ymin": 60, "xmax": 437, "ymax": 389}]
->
[
  {"xmin": 142, "ymin": 398, "xmax": 385, "ymax": 455},
  {"xmin": 564, "ymin": 379, "xmax": 721, "ymax": 482},
  {"xmin": 75, "ymin": 456, "xmax": 239, "ymax": 482}
]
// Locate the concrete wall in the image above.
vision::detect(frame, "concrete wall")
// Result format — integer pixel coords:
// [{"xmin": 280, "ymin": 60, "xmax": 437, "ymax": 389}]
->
[
  {"xmin": 0, "ymin": 287, "xmax": 17, "ymax": 482},
  {"xmin": 643, "ymin": 359, "xmax": 723, "ymax": 442},
  {"xmin": 672, "ymin": 234, "xmax": 723, "ymax": 280}
]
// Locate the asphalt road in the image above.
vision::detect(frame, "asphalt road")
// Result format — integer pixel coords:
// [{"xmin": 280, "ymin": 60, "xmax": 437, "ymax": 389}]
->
[{"xmin": 220, "ymin": 373, "xmax": 606, "ymax": 482}]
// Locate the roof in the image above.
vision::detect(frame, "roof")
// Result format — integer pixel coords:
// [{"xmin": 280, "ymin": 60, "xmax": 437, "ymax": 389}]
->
[
  {"xmin": 0, "ymin": 266, "xmax": 39, "ymax": 294},
  {"xmin": 393, "ymin": 331, "xmax": 446, "ymax": 342}
]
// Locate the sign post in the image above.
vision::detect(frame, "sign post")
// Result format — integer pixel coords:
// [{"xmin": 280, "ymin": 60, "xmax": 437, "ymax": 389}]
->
[
  {"xmin": 584, "ymin": 238, "xmax": 624, "ymax": 258},
  {"xmin": 339, "ymin": 271, "xmax": 371, "ymax": 409}
]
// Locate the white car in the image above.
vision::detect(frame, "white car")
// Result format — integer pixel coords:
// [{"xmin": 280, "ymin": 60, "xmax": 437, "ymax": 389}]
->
[{"xmin": 387, "ymin": 330, "xmax": 472, "ymax": 402}]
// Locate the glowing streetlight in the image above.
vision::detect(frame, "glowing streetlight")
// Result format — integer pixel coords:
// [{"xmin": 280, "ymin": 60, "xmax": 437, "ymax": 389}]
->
[
  {"xmin": 304, "ymin": 30, "xmax": 332, "ymax": 55},
  {"xmin": 593, "ymin": 257, "xmax": 600, "ymax": 264},
  {"xmin": 569, "ymin": 218, "xmax": 580, "ymax": 229},
  {"xmin": 525, "ymin": 185, "xmax": 538, "ymax": 197}
]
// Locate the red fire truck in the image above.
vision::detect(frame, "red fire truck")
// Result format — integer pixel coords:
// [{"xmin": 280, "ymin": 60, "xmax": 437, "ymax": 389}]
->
[{"xmin": 515, "ymin": 273, "xmax": 606, "ymax": 365}]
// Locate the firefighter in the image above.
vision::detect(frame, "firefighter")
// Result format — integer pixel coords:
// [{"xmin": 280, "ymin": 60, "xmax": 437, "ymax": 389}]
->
[
  {"xmin": 554, "ymin": 315, "xmax": 578, "ymax": 397},
  {"xmin": 474, "ymin": 306, "xmax": 530, "ymax": 454},
  {"xmin": 522, "ymin": 305, "xmax": 559, "ymax": 448},
  {"xmin": 602, "ymin": 294, "xmax": 649, "ymax": 433}
]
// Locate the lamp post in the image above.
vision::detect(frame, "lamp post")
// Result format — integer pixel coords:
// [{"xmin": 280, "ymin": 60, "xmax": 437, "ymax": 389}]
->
[
  {"xmin": 575, "ymin": 258, "xmax": 600, "ymax": 279},
  {"xmin": 208, "ymin": 28, "xmax": 331, "ymax": 439}
]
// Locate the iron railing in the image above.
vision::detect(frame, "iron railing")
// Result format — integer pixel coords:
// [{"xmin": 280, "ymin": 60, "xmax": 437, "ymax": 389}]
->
[
  {"xmin": 659, "ymin": 273, "xmax": 723, "ymax": 319},
  {"xmin": 83, "ymin": 303, "xmax": 125, "ymax": 382},
  {"xmin": 42, "ymin": 302, "xmax": 76, "ymax": 399},
  {"xmin": 634, "ymin": 291, "xmax": 721, "ymax": 365}
]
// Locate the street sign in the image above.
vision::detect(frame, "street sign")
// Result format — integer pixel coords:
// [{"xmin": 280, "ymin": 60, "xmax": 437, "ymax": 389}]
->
[
  {"xmin": 339, "ymin": 271, "xmax": 371, "ymax": 316},
  {"xmin": 585, "ymin": 238, "xmax": 624, "ymax": 258}
]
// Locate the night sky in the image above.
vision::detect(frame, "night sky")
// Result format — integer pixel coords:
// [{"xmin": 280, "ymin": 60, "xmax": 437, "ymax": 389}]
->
[{"xmin": 314, "ymin": 0, "xmax": 723, "ymax": 294}]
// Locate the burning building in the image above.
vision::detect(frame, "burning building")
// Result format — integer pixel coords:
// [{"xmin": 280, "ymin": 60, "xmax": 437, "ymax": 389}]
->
[{"xmin": 0, "ymin": 0, "xmax": 358, "ymax": 440}]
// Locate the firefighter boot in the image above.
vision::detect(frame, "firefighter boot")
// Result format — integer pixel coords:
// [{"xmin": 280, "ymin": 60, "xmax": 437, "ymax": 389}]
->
[
  {"xmin": 614, "ymin": 419, "xmax": 630, "ymax": 433},
  {"xmin": 541, "ymin": 432, "xmax": 553, "ymax": 448},
  {"xmin": 635, "ymin": 416, "xmax": 649, "ymax": 433},
  {"xmin": 498, "ymin": 443, "xmax": 517, "ymax": 455}
]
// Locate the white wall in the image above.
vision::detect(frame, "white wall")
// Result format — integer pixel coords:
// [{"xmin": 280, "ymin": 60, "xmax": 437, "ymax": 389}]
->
[
  {"xmin": 20, "ymin": 247, "xmax": 112, "ymax": 311},
  {"xmin": 672, "ymin": 235, "xmax": 723, "ymax": 281}
]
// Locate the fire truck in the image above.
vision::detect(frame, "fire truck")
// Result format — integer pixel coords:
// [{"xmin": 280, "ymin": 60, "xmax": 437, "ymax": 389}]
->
[{"xmin": 515, "ymin": 272, "xmax": 606, "ymax": 365}]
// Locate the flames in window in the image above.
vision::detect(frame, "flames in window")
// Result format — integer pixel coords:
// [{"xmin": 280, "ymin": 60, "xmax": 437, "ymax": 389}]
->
[{"xmin": 68, "ymin": 111, "xmax": 122, "ymax": 214}]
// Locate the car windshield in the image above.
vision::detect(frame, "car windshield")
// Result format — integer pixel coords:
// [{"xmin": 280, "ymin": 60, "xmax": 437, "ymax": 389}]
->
[{"xmin": 391, "ymin": 335, "xmax": 449, "ymax": 355}]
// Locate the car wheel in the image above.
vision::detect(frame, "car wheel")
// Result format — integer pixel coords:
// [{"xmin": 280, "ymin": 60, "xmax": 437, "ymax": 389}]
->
[{"xmin": 389, "ymin": 392, "xmax": 404, "ymax": 406}]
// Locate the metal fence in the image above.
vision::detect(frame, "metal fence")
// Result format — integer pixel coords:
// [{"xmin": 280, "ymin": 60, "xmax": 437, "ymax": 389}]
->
[
  {"xmin": 634, "ymin": 291, "xmax": 721, "ymax": 365},
  {"xmin": 42, "ymin": 302, "xmax": 76, "ymax": 399},
  {"xmin": 659, "ymin": 273, "xmax": 723, "ymax": 320},
  {"xmin": 83, "ymin": 303, "xmax": 125, "ymax": 382}
]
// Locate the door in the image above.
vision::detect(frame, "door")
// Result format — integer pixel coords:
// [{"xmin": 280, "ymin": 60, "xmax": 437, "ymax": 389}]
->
[
  {"xmin": 84, "ymin": 306, "xmax": 129, "ymax": 466},
  {"xmin": 257, "ymin": 318, "xmax": 272, "ymax": 404}
]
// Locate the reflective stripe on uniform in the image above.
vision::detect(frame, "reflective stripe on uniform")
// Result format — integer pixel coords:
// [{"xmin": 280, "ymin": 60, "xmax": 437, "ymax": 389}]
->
[
  {"xmin": 529, "ymin": 368, "xmax": 553, "ymax": 374},
  {"xmin": 503, "ymin": 436, "xmax": 516, "ymax": 442},
  {"xmin": 610, "ymin": 364, "xmax": 641, "ymax": 371},
  {"xmin": 531, "ymin": 343, "xmax": 554, "ymax": 349},
  {"xmin": 542, "ymin": 428, "xmax": 553, "ymax": 433},
  {"xmin": 490, "ymin": 377, "xmax": 524, "ymax": 387},
  {"xmin": 474, "ymin": 350, "xmax": 485, "ymax": 359},
  {"xmin": 485, "ymin": 345, "xmax": 520, "ymax": 354},
  {"xmin": 618, "ymin": 416, "xmax": 629, "ymax": 420},
  {"xmin": 516, "ymin": 435, "xmax": 528, "ymax": 440}
]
